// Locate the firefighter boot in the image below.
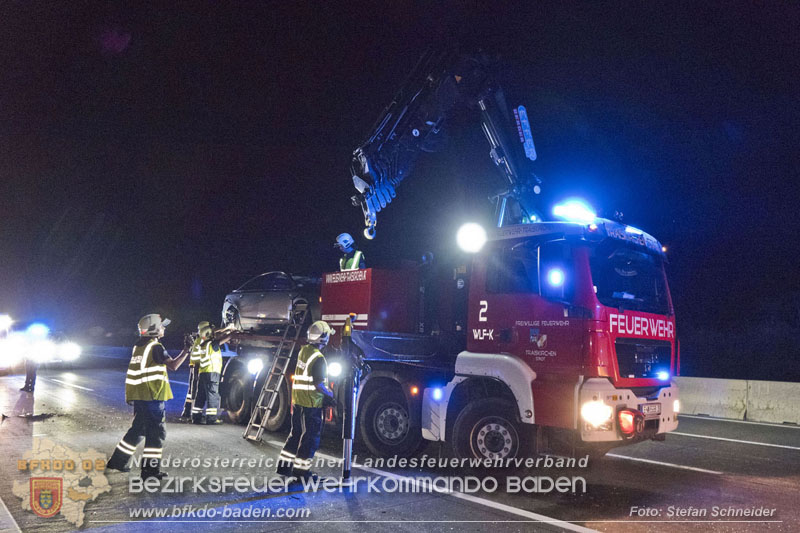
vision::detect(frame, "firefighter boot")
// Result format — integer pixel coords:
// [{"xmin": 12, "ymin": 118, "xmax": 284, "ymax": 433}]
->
[{"xmin": 106, "ymin": 449, "xmax": 132, "ymax": 473}]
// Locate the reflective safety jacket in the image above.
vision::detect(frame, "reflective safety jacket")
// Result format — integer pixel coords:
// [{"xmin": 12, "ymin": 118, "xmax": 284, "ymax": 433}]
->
[
  {"xmin": 339, "ymin": 250, "xmax": 364, "ymax": 271},
  {"xmin": 292, "ymin": 345, "xmax": 327, "ymax": 408},
  {"xmin": 198, "ymin": 340, "xmax": 223, "ymax": 374},
  {"xmin": 125, "ymin": 338, "xmax": 173, "ymax": 402},
  {"xmin": 189, "ymin": 337, "xmax": 203, "ymax": 367}
]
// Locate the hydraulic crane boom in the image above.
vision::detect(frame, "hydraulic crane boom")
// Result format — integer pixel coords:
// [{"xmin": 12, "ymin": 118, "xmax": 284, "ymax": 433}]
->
[{"xmin": 350, "ymin": 49, "xmax": 542, "ymax": 239}]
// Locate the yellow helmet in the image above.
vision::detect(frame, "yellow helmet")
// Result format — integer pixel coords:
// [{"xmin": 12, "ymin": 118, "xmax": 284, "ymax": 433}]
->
[{"xmin": 307, "ymin": 320, "xmax": 334, "ymax": 344}]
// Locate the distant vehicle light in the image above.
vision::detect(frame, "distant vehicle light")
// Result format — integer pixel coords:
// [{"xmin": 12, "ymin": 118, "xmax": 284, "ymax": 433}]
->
[
  {"xmin": 456, "ymin": 223, "xmax": 487, "ymax": 253},
  {"xmin": 657, "ymin": 371, "xmax": 670, "ymax": 381},
  {"xmin": 410, "ymin": 386, "xmax": 419, "ymax": 396},
  {"xmin": 547, "ymin": 268, "xmax": 565, "ymax": 287},
  {"xmin": 59, "ymin": 342, "xmax": 82, "ymax": 361},
  {"xmin": 31, "ymin": 339, "xmax": 57, "ymax": 363},
  {"xmin": 553, "ymin": 200, "xmax": 596, "ymax": 224},
  {"xmin": 0, "ymin": 314, "xmax": 12, "ymax": 331},
  {"xmin": 247, "ymin": 358, "xmax": 264, "ymax": 375},
  {"xmin": 581, "ymin": 400, "xmax": 613, "ymax": 428},
  {"xmin": 661, "ymin": 245, "xmax": 668, "ymax": 253},
  {"xmin": 328, "ymin": 361, "xmax": 343, "ymax": 378},
  {"xmin": 26, "ymin": 323, "xmax": 50, "ymax": 339},
  {"xmin": 432, "ymin": 387, "xmax": 443, "ymax": 401}
]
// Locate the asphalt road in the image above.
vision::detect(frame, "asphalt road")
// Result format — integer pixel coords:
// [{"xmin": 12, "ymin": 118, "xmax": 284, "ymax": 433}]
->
[{"xmin": 0, "ymin": 350, "xmax": 798, "ymax": 532}]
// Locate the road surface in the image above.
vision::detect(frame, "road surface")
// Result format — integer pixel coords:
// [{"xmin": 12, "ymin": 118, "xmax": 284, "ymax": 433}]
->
[{"xmin": 0, "ymin": 349, "xmax": 798, "ymax": 532}]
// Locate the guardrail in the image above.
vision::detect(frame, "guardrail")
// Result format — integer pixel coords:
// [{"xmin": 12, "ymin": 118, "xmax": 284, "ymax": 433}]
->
[{"xmin": 675, "ymin": 376, "xmax": 800, "ymax": 425}]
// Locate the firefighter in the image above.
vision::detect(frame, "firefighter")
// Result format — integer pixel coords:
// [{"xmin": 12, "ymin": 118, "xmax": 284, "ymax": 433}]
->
[
  {"xmin": 335, "ymin": 233, "xmax": 365, "ymax": 271},
  {"xmin": 106, "ymin": 314, "xmax": 189, "ymax": 480},
  {"xmin": 181, "ymin": 321, "xmax": 209, "ymax": 418},
  {"xmin": 19, "ymin": 357, "xmax": 39, "ymax": 393},
  {"xmin": 276, "ymin": 320, "xmax": 335, "ymax": 480},
  {"xmin": 192, "ymin": 325, "xmax": 233, "ymax": 424}
]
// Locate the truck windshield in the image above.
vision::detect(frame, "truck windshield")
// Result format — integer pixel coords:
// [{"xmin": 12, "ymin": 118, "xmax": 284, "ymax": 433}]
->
[{"xmin": 589, "ymin": 242, "xmax": 670, "ymax": 315}]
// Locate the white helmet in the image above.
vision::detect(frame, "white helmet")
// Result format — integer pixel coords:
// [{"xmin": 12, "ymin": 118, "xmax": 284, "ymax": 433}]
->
[
  {"xmin": 197, "ymin": 321, "xmax": 210, "ymax": 334},
  {"xmin": 199, "ymin": 325, "xmax": 213, "ymax": 340},
  {"xmin": 307, "ymin": 320, "xmax": 335, "ymax": 345},
  {"xmin": 335, "ymin": 233, "xmax": 355, "ymax": 253},
  {"xmin": 138, "ymin": 314, "xmax": 170, "ymax": 337}
]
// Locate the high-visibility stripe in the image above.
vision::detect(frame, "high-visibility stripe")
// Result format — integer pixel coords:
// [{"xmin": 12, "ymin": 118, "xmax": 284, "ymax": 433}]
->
[
  {"xmin": 293, "ymin": 375, "xmax": 313, "ymax": 382},
  {"xmin": 206, "ymin": 408, "xmax": 217, "ymax": 414},
  {"xmin": 125, "ymin": 375, "xmax": 168, "ymax": 385},
  {"xmin": 280, "ymin": 451, "xmax": 295, "ymax": 460},
  {"xmin": 321, "ymin": 314, "xmax": 369, "ymax": 321},
  {"xmin": 126, "ymin": 366, "xmax": 168, "ymax": 376},
  {"xmin": 143, "ymin": 447, "xmax": 162, "ymax": 452},
  {"xmin": 142, "ymin": 454, "xmax": 161, "ymax": 459},
  {"xmin": 292, "ymin": 384, "xmax": 316, "ymax": 391},
  {"xmin": 117, "ymin": 439, "xmax": 137, "ymax": 452},
  {"xmin": 116, "ymin": 443, "xmax": 136, "ymax": 455}
]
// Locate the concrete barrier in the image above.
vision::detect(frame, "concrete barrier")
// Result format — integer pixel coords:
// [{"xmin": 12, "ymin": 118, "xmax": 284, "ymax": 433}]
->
[
  {"xmin": 675, "ymin": 377, "xmax": 748, "ymax": 420},
  {"xmin": 675, "ymin": 376, "xmax": 800, "ymax": 425},
  {"xmin": 746, "ymin": 380, "xmax": 800, "ymax": 425}
]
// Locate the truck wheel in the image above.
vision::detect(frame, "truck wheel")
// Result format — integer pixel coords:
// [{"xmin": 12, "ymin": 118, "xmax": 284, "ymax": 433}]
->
[
  {"xmin": 262, "ymin": 379, "xmax": 290, "ymax": 432},
  {"xmin": 224, "ymin": 368, "xmax": 254, "ymax": 424},
  {"xmin": 452, "ymin": 398, "xmax": 528, "ymax": 460},
  {"xmin": 359, "ymin": 388, "xmax": 423, "ymax": 458}
]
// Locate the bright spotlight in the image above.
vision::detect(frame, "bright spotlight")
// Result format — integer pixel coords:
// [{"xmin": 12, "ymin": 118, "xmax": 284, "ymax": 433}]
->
[
  {"xmin": 26, "ymin": 323, "xmax": 50, "ymax": 339},
  {"xmin": 456, "ymin": 223, "xmax": 487, "ymax": 253},
  {"xmin": 247, "ymin": 358, "xmax": 264, "ymax": 375},
  {"xmin": 328, "ymin": 361, "xmax": 343, "ymax": 378},
  {"xmin": 657, "ymin": 371, "xmax": 670, "ymax": 381},
  {"xmin": 432, "ymin": 387, "xmax": 443, "ymax": 401},
  {"xmin": 547, "ymin": 268, "xmax": 565, "ymax": 287},
  {"xmin": 59, "ymin": 342, "xmax": 82, "ymax": 361},
  {"xmin": 552, "ymin": 200, "xmax": 596, "ymax": 224},
  {"xmin": 0, "ymin": 314, "xmax": 12, "ymax": 331}
]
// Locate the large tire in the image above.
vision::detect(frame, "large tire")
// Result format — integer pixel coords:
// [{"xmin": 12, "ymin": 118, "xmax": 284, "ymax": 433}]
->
[
  {"xmin": 452, "ymin": 398, "xmax": 530, "ymax": 460},
  {"xmin": 262, "ymin": 378, "xmax": 290, "ymax": 432},
  {"xmin": 359, "ymin": 387, "xmax": 423, "ymax": 458},
  {"xmin": 224, "ymin": 367, "xmax": 254, "ymax": 424}
]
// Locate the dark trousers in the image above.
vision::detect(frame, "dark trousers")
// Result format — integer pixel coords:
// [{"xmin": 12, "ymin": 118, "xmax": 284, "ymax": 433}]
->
[
  {"xmin": 193, "ymin": 372, "xmax": 220, "ymax": 423},
  {"xmin": 107, "ymin": 400, "xmax": 166, "ymax": 473},
  {"xmin": 277, "ymin": 405, "xmax": 323, "ymax": 475},
  {"xmin": 24, "ymin": 359, "xmax": 39, "ymax": 390},
  {"xmin": 181, "ymin": 365, "xmax": 200, "ymax": 417}
]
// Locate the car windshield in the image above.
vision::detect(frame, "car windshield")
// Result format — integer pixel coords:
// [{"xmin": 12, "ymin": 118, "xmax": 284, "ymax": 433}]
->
[
  {"xmin": 589, "ymin": 242, "xmax": 670, "ymax": 315},
  {"xmin": 238, "ymin": 272, "xmax": 295, "ymax": 291}
]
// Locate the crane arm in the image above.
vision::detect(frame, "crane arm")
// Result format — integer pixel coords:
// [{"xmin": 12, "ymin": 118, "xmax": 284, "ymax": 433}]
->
[{"xmin": 350, "ymin": 49, "xmax": 540, "ymax": 239}]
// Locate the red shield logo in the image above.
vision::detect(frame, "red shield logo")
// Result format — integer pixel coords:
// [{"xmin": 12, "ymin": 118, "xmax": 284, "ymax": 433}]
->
[{"xmin": 30, "ymin": 477, "xmax": 62, "ymax": 518}]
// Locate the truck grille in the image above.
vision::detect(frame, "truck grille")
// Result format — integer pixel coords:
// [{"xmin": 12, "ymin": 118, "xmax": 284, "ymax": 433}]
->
[{"xmin": 614, "ymin": 338, "xmax": 671, "ymax": 379}]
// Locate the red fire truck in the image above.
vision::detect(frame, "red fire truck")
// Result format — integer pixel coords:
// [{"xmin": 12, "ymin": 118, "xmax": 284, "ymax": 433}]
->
[{"xmin": 321, "ymin": 218, "xmax": 678, "ymax": 460}]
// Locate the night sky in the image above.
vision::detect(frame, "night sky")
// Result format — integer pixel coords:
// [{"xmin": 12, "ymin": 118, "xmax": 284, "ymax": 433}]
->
[{"xmin": 2, "ymin": 3, "xmax": 799, "ymax": 378}]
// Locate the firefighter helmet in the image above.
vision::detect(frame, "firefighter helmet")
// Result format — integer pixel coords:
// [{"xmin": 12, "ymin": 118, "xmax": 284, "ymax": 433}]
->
[
  {"xmin": 199, "ymin": 325, "xmax": 213, "ymax": 340},
  {"xmin": 306, "ymin": 320, "xmax": 334, "ymax": 345},
  {"xmin": 335, "ymin": 233, "xmax": 355, "ymax": 253},
  {"xmin": 197, "ymin": 321, "xmax": 210, "ymax": 334},
  {"xmin": 138, "ymin": 314, "xmax": 170, "ymax": 337}
]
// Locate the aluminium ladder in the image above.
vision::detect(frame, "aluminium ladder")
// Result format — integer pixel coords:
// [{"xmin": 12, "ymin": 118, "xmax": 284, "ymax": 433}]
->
[{"xmin": 243, "ymin": 302, "xmax": 309, "ymax": 442}]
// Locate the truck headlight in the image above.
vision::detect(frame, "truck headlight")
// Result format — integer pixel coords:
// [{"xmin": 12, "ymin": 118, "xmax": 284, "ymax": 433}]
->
[
  {"xmin": 581, "ymin": 400, "xmax": 613, "ymax": 428},
  {"xmin": 247, "ymin": 359, "xmax": 263, "ymax": 375},
  {"xmin": 328, "ymin": 362, "xmax": 343, "ymax": 378}
]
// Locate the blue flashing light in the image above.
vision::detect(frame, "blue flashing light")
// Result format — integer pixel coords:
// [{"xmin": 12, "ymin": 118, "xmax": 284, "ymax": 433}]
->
[
  {"xmin": 657, "ymin": 371, "xmax": 670, "ymax": 381},
  {"xmin": 552, "ymin": 199, "xmax": 597, "ymax": 224},
  {"xmin": 547, "ymin": 268, "xmax": 565, "ymax": 287},
  {"xmin": 432, "ymin": 388, "xmax": 443, "ymax": 401},
  {"xmin": 26, "ymin": 323, "xmax": 50, "ymax": 339}
]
